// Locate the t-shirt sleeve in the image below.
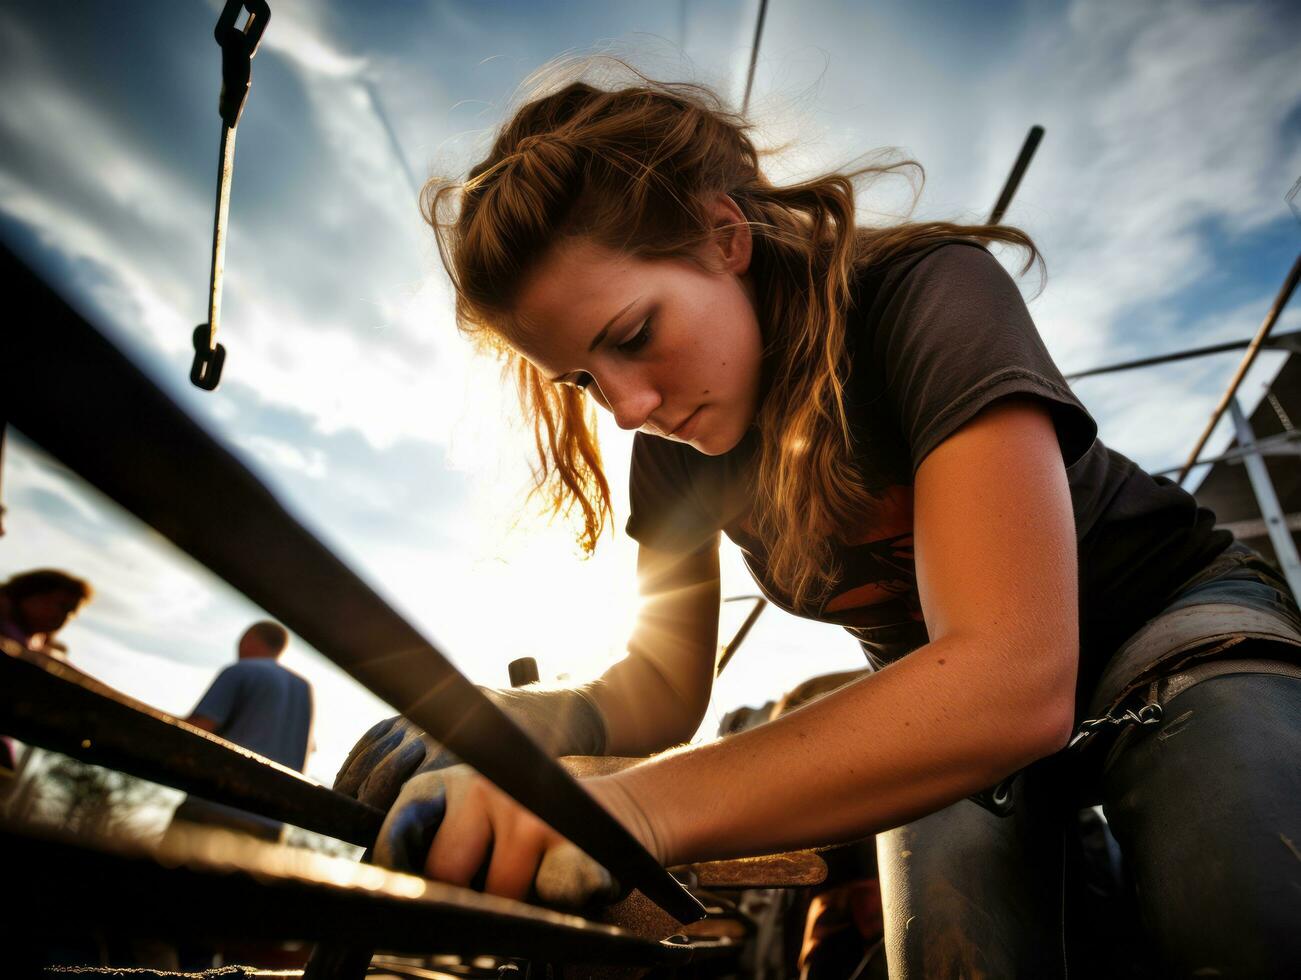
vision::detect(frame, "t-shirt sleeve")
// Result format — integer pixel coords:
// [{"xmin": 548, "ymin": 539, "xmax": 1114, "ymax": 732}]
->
[
  {"xmin": 191, "ymin": 664, "xmax": 242, "ymax": 730},
  {"xmin": 625, "ymin": 433, "xmax": 722, "ymax": 553},
  {"xmin": 874, "ymin": 242, "xmax": 1096, "ymax": 472}
]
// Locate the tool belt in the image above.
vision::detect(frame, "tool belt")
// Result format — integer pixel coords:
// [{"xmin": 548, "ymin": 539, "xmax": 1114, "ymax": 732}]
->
[{"xmin": 973, "ymin": 543, "xmax": 1301, "ymax": 816}]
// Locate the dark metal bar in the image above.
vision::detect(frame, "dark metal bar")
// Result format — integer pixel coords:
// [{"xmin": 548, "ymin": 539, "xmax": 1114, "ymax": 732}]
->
[
  {"xmin": 1, "ymin": 243, "xmax": 702, "ymax": 923},
  {"xmin": 715, "ymin": 595, "xmax": 768, "ymax": 677},
  {"xmin": 3, "ymin": 823, "xmax": 691, "ymax": 967},
  {"xmin": 1149, "ymin": 428, "xmax": 1301, "ymax": 477},
  {"xmin": 0, "ymin": 418, "xmax": 8, "ymax": 536},
  {"xmin": 740, "ymin": 0, "xmax": 770, "ymax": 115},
  {"xmin": 989, "ymin": 125, "xmax": 1044, "ymax": 225},
  {"xmin": 1064, "ymin": 329, "xmax": 1301, "ymax": 382},
  {"xmin": 0, "ymin": 642, "xmax": 384, "ymax": 846},
  {"xmin": 1177, "ymin": 251, "xmax": 1301, "ymax": 485}
]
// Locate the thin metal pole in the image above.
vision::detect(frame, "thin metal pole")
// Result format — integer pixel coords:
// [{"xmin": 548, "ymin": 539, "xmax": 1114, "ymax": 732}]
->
[
  {"xmin": 1064, "ymin": 329, "xmax": 1301, "ymax": 382},
  {"xmin": 716, "ymin": 596, "xmax": 768, "ymax": 677},
  {"xmin": 1149, "ymin": 428, "xmax": 1301, "ymax": 477},
  {"xmin": 989, "ymin": 125, "xmax": 1044, "ymax": 225},
  {"xmin": 1229, "ymin": 398, "xmax": 1301, "ymax": 600},
  {"xmin": 1177, "ymin": 251, "xmax": 1301, "ymax": 485},
  {"xmin": 741, "ymin": 0, "xmax": 769, "ymax": 115}
]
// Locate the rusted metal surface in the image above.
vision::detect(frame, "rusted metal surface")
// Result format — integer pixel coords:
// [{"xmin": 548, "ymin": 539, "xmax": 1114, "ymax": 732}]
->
[
  {"xmin": 4, "ymin": 823, "xmax": 695, "ymax": 968},
  {"xmin": 0, "ymin": 641, "xmax": 385, "ymax": 846},
  {"xmin": 2, "ymin": 243, "xmax": 701, "ymax": 924},
  {"xmin": 679, "ymin": 850, "xmax": 828, "ymax": 889}
]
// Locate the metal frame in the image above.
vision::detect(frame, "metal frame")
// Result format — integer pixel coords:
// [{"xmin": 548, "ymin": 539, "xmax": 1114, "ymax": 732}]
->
[
  {"xmin": 1176, "ymin": 252, "xmax": 1301, "ymax": 485},
  {"xmin": 1227, "ymin": 397, "xmax": 1301, "ymax": 599},
  {"xmin": 1065, "ymin": 249, "xmax": 1301, "ymax": 599}
]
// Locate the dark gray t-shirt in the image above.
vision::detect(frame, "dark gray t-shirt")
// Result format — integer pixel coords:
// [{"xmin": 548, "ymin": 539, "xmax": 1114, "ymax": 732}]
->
[
  {"xmin": 172, "ymin": 658, "xmax": 314, "ymax": 836},
  {"xmin": 626, "ymin": 241, "xmax": 1230, "ymax": 709},
  {"xmin": 192, "ymin": 658, "xmax": 314, "ymax": 771}
]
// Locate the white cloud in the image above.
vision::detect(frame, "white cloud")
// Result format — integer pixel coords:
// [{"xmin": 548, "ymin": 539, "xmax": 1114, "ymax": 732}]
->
[{"xmin": 743, "ymin": 0, "xmax": 1301, "ymax": 471}]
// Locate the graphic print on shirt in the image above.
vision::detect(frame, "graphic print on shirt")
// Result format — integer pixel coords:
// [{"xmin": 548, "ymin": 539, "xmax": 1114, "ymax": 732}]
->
[
  {"xmin": 822, "ymin": 484, "xmax": 919, "ymax": 623},
  {"xmin": 729, "ymin": 484, "xmax": 922, "ymax": 629}
]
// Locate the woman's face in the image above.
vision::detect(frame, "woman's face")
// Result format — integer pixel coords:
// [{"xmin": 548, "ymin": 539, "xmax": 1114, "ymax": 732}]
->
[{"xmin": 508, "ymin": 199, "xmax": 763, "ymax": 456}]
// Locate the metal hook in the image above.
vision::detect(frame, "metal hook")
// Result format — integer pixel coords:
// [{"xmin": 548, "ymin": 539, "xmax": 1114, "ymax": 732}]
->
[{"xmin": 190, "ymin": 325, "xmax": 227, "ymax": 390}]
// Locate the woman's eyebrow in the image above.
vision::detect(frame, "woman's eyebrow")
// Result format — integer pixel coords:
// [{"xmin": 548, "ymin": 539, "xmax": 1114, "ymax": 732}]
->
[
  {"xmin": 587, "ymin": 298, "xmax": 640, "ymax": 352},
  {"xmin": 546, "ymin": 297, "xmax": 644, "ymax": 382}
]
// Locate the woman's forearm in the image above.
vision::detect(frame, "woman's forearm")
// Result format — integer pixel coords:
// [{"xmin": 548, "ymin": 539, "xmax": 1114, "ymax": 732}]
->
[
  {"xmin": 588, "ymin": 651, "xmax": 709, "ymax": 755},
  {"xmin": 596, "ymin": 632, "xmax": 1075, "ymax": 866}
]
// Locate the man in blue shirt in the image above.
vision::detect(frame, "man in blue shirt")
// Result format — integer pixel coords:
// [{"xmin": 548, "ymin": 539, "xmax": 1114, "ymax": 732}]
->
[{"xmin": 169, "ymin": 621, "xmax": 314, "ymax": 841}]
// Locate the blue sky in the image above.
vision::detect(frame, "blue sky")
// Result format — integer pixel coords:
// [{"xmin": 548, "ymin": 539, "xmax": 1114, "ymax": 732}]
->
[{"xmin": 3, "ymin": 0, "xmax": 1299, "ymax": 787}]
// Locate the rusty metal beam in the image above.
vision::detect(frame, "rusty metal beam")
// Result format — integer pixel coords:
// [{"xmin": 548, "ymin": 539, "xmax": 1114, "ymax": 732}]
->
[
  {"xmin": 0, "ymin": 641, "xmax": 383, "ymax": 847},
  {"xmin": 2, "ymin": 822, "xmax": 702, "ymax": 968},
  {"xmin": 1, "ymin": 242, "xmax": 702, "ymax": 924}
]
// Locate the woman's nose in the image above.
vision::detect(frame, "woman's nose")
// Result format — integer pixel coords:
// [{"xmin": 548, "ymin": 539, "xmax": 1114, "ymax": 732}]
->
[{"xmin": 597, "ymin": 372, "xmax": 661, "ymax": 431}]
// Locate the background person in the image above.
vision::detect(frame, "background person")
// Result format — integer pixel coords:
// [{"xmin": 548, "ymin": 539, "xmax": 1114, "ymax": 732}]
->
[
  {"xmin": 168, "ymin": 620, "xmax": 314, "ymax": 842},
  {"xmin": 0, "ymin": 567, "xmax": 92, "ymax": 657},
  {"xmin": 1, "ymin": 568, "xmax": 93, "ymax": 800}
]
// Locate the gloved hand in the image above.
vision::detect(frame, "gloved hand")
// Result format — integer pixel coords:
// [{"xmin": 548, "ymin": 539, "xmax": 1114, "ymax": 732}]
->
[
  {"xmin": 373, "ymin": 762, "xmax": 624, "ymax": 908},
  {"xmin": 334, "ymin": 685, "xmax": 620, "ymax": 905},
  {"xmin": 334, "ymin": 714, "xmax": 452, "ymax": 813},
  {"xmin": 334, "ymin": 685, "xmax": 608, "ymax": 814}
]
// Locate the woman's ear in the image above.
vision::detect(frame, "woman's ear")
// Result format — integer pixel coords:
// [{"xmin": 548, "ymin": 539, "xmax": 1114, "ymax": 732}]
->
[{"xmin": 706, "ymin": 193, "xmax": 752, "ymax": 275}]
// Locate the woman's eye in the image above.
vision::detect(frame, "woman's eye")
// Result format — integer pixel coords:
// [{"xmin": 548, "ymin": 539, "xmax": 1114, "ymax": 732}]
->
[{"xmin": 616, "ymin": 319, "xmax": 652, "ymax": 354}]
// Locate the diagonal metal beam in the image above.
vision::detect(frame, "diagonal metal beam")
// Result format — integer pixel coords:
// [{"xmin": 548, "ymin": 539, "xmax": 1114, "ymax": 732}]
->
[
  {"xmin": 989, "ymin": 125, "xmax": 1044, "ymax": 225},
  {"xmin": 0, "ymin": 242, "xmax": 702, "ymax": 924},
  {"xmin": 1177, "ymin": 250, "xmax": 1301, "ymax": 485},
  {"xmin": 0, "ymin": 643, "xmax": 384, "ymax": 847}
]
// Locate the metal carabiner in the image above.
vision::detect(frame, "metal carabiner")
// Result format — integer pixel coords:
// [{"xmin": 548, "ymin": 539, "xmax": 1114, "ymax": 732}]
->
[
  {"xmin": 1067, "ymin": 700, "xmax": 1164, "ymax": 751},
  {"xmin": 214, "ymin": 0, "xmax": 271, "ymax": 128}
]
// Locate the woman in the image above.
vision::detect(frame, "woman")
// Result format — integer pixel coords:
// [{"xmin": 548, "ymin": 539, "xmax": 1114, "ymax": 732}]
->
[{"xmin": 335, "ymin": 74, "xmax": 1301, "ymax": 977}]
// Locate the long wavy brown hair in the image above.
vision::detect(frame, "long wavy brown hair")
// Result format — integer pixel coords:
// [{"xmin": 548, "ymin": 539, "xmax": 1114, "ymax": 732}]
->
[{"xmin": 425, "ymin": 70, "xmax": 1038, "ymax": 609}]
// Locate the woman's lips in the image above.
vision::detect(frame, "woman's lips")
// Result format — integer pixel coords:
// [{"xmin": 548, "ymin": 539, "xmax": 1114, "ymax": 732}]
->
[{"xmin": 669, "ymin": 406, "xmax": 703, "ymax": 440}]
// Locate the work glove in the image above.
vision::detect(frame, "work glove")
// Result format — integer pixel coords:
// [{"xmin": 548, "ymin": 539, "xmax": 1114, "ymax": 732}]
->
[
  {"xmin": 373, "ymin": 762, "xmax": 622, "ymax": 908},
  {"xmin": 334, "ymin": 685, "xmax": 618, "ymax": 905},
  {"xmin": 334, "ymin": 685, "xmax": 608, "ymax": 814},
  {"xmin": 334, "ymin": 713, "xmax": 449, "ymax": 814}
]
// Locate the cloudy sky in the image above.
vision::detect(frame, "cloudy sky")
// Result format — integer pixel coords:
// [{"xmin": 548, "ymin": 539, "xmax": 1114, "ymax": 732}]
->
[{"xmin": 3, "ymin": 0, "xmax": 1299, "ymax": 788}]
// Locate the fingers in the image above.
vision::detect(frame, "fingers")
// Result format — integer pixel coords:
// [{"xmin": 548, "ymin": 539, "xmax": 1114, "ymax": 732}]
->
[
  {"xmin": 425, "ymin": 776, "xmax": 495, "ymax": 888},
  {"xmin": 334, "ymin": 718, "xmax": 405, "ymax": 796},
  {"xmin": 356, "ymin": 734, "xmax": 428, "ymax": 811},
  {"xmin": 535, "ymin": 841, "xmax": 617, "ymax": 908},
  {"xmin": 377, "ymin": 766, "xmax": 618, "ymax": 910},
  {"xmin": 414, "ymin": 742, "xmax": 460, "ymax": 777},
  {"xmin": 378, "ymin": 796, "xmax": 446, "ymax": 872},
  {"xmin": 482, "ymin": 817, "xmax": 548, "ymax": 902},
  {"xmin": 374, "ymin": 770, "xmax": 451, "ymax": 870},
  {"xmin": 333, "ymin": 715, "xmax": 397, "ymax": 793}
]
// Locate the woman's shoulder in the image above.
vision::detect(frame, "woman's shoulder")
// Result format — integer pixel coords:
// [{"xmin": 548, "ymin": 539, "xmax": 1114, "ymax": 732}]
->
[{"xmin": 851, "ymin": 236, "xmax": 996, "ymax": 301}]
